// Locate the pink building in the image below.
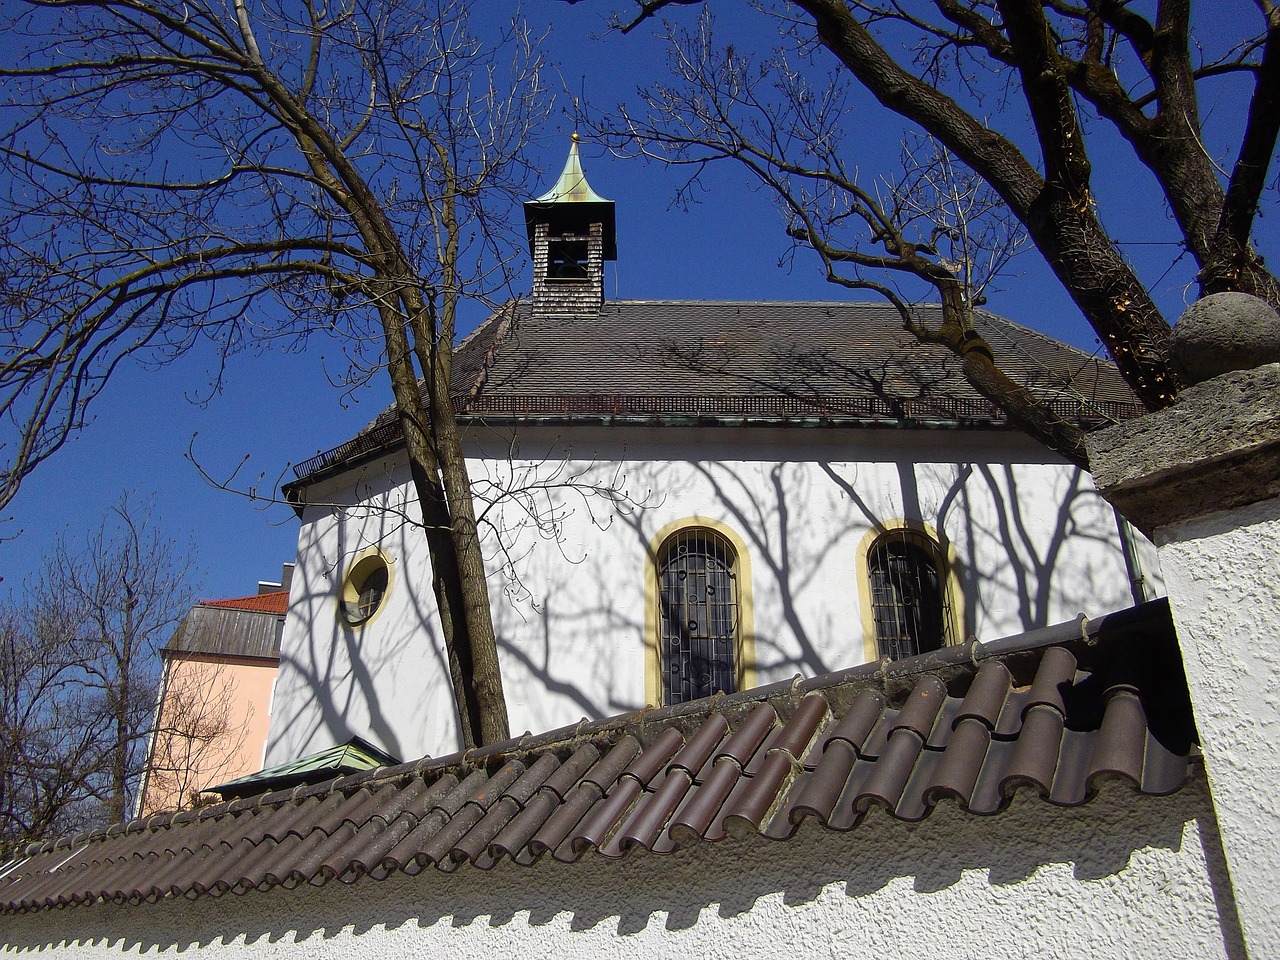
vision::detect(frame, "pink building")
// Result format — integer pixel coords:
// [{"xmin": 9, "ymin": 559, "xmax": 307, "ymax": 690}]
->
[{"xmin": 136, "ymin": 567, "xmax": 290, "ymax": 816}]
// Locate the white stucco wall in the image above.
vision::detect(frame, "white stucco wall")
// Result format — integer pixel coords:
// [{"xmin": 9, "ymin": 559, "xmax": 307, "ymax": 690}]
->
[
  {"xmin": 1156, "ymin": 495, "xmax": 1280, "ymax": 956},
  {"xmin": 0, "ymin": 779, "xmax": 1240, "ymax": 960},
  {"xmin": 268, "ymin": 424, "xmax": 1160, "ymax": 765}
]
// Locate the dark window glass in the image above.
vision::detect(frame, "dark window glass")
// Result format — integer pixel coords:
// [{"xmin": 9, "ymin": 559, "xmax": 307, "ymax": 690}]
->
[
  {"xmin": 356, "ymin": 566, "xmax": 388, "ymax": 619},
  {"xmin": 869, "ymin": 535, "xmax": 952, "ymax": 660},
  {"xmin": 658, "ymin": 529, "xmax": 738, "ymax": 704},
  {"xmin": 341, "ymin": 556, "xmax": 389, "ymax": 625},
  {"xmin": 547, "ymin": 239, "xmax": 589, "ymax": 280}
]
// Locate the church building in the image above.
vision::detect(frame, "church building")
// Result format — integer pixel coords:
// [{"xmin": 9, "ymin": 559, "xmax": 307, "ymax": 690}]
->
[
  {"xmin": 12, "ymin": 142, "xmax": 1259, "ymax": 960},
  {"xmin": 267, "ymin": 139, "xmax": 1157, "ymax": 766}
]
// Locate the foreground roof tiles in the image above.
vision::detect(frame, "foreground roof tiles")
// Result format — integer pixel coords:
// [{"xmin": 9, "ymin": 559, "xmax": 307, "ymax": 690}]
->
[{"xmin": 0, "ymin": 600, "xmax": 1197, "ymax": 913}]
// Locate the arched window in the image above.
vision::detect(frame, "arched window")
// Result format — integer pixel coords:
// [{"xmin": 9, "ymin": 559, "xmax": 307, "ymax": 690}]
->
[
  {"xmin": 657, "ymin": 527, "xmax": 739, "ymax": 704},
  {"xmin": 867, "ymin": 530, "xmax": 955, "ymax": 660}
]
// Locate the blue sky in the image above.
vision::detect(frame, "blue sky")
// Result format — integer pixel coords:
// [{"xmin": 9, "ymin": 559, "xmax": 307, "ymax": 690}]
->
[{"xmin": 0, "ymin": 3, "xmax": 1259, "ymax": 602}]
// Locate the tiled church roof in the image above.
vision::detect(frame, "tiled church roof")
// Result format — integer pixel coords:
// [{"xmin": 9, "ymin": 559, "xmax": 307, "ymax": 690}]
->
[
  {"xmin": 0, "ymin": 600, "xmax": 1196, "ymax": 914},
  {"xmin": 455, "ymin": 300, "xmax": 1136, "ymax": 416},
  {"xmin": 289, "ymin": 299, "xmax": 1139, "ymax": 487}
]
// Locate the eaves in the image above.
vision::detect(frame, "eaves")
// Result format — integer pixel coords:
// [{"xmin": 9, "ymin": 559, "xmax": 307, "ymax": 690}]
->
[{"xmin": 280, "ymin": 413, "xmax": 1010, "ymax": 514}]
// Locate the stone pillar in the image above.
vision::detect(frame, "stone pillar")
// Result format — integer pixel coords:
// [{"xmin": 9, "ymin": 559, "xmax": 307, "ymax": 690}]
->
[{"xmin": 1087, "ymin": 293, "xmax": 1280, "ymax": 957}]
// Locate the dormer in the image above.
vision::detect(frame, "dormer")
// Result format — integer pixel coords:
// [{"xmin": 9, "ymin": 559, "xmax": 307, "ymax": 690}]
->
[{"xmin": 524, "ymin": 135, "xmax": 616, "ymax": 317}]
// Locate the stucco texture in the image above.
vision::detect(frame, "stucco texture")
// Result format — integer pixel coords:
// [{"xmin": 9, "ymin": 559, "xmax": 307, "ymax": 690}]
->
[
  {"xmin": 141, "ymin": 657, "xmax": 275, "ymax": 815},
  {"xmin": 1, "ymin": 778, "xmax": 1241, "ymax": 960},
  {"xmin": 1157, "ymin": 496, "xmax": 1280, "ymax": 955}
]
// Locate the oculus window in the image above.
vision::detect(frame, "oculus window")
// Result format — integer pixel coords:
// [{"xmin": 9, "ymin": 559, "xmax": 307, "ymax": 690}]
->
[{"xmin": 340, "ymin": 551, "xmax": 391, "ymax": 627}]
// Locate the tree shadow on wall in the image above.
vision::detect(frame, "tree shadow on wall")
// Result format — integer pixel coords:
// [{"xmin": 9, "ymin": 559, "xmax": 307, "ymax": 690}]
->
[
  {"xmin": 475, "ymin": 436, "xmax": 1136, "ymax": 738},
  {"xmin": 268, "ymin": 421, "xmax": 1139, "ymax": 785},
  {"xmin": 267, "ymin": 464, "xmax": 458, "ymax": 765},
  {"xmin": 7, "ymin": 781, "xmax": 1242, "ymax": 960}
]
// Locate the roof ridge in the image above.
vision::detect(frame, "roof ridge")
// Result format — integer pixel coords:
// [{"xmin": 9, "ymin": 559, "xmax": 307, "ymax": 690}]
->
[
  {"xmin": 974, "ymin": 307, "xmax": 1106, "ymax": 361},
  {"xmin": 464, "ymin": 300, "xmax": 518, "ymax": 402},
  {"xmin": 453, "ymin": 300, "xmax": 517, "ymax": 354}
]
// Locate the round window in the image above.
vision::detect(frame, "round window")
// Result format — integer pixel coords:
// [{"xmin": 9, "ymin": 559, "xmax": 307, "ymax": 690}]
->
[{"xmin": 340, "ymin": 552, "xmax": 391, "ymax": 626}]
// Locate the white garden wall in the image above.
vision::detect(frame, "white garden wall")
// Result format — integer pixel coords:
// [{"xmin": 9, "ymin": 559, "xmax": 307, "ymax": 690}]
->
[
  {"xmin": 1155, "ymin": 496, "xmax": 1280, "ymax": 954},
  {"xmin": 0, "ymin": 779, "xmax": 1237, "ymax": 960}
]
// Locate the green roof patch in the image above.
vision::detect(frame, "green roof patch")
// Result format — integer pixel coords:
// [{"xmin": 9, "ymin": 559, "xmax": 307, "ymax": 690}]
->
[{"xmin": 209, "ymin": 736, "xmax": 401, "ymax": 800}]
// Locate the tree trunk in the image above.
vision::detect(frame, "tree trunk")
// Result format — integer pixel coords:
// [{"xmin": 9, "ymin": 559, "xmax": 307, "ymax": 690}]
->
[
  {"xmin": 107, "ymin": 583, "xmax": 136, "ymax": 824},
  {"xmin": 290, "ymin": 110, "xmax": 512, "ymax": 747},
  {"xmin": 796, "ymin": 0, "xmax": 1179, "ymax": 409},
  {"xmin": 1200, "ymin": 8, "xmax": 1280, "ymax": 305},
  {"xmin": 919, "ymin": 282, "xmax": 1090, "ymax": 469},
  {"xmin": 416, "ymin": 167, "xmax": 510, "ymax": 748},
  {"xmin": 428, "ymin": 362, "xmax": 510, "ymax": 747},
  {"xmin": 379, "ymin": 298, "xmax": 496, "ymax": 749}
]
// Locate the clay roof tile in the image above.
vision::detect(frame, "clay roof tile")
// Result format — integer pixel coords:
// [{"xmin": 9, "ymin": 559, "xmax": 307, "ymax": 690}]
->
[{"xmin": 0, "ymin": 599, "xmax": 1198, "ymax": 915}]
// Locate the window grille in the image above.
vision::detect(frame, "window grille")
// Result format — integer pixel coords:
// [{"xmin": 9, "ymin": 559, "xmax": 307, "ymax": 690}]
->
[
  {"xmin": 868, "ymin": 531, "xmax": 953, "ymax": 660},
  {"xmin": 658, "ymin": 528, "xmax": 738, "ymax": 704},
  {"xmin": 355, "ymin": 566, "xmax": 387, "ymax": 619}
]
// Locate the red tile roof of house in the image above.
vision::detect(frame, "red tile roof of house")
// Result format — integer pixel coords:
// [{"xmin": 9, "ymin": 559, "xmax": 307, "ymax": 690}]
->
[
  {"xmin": 0, "ymin": 600, "xmax": 1197, "ymax": 914},
  {"xmin": 199, "ymin": 591, "xmax": 289, "ymax": 615}
]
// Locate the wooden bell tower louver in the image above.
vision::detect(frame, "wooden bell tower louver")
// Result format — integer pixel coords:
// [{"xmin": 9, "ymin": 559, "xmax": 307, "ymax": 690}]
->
[{"xmin": 524, "ymin": 135, "xmax": 616, "ymax": 317}]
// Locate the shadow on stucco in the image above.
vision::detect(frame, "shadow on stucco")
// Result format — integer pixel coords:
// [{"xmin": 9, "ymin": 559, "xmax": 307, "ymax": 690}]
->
[
  {"xmin": 266, "ymin": 467, "xmax": 460, "ymax": 765},
  {"xmin": 266, "ymin": 422, "xmax": 1150, "ymax": 768},
  {"xmin": 1, "ymin": 781, "xmax": 1243, "ymax": 959}
]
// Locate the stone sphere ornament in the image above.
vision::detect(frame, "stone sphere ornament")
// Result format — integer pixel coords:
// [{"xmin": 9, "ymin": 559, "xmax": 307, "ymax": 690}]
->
[{"xmin": 1171, "ymin": 291, "xmax": 1280, "ymax": 386}]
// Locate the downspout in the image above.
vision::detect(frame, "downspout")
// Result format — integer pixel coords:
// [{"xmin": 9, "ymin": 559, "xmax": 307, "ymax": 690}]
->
[
  {"xmin": 1113, "ymin": 507, "xmax": 1150, "ymax": 605},
  {"xmin": 133, "ymin": 651, "xmax": 173, "ymax": 820}
]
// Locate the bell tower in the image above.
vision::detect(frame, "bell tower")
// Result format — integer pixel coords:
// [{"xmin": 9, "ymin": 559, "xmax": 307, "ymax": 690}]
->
[{"xmin": 524, "ymin": 135, "xmax": 616, "ymax": 317}]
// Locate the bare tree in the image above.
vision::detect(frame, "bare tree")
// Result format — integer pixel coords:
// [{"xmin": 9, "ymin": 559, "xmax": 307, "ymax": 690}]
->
[
  {"xmin": 591, "ymin": 2, "xmax": 1280, "ymax": 467},
  {"xmin": 0, "ymin": 1, "xmax": 552, "ymax": 745},
  {"xmin": 138, "ymin": 659, "xmax": 248, "ymax": 815},
  {"xmin": 0, "ymin": 497, "xmax": 196, "ymax": 847},
  {"xmin": 0, "ymin": 601, "xmax": 99, "ymax": 844}
]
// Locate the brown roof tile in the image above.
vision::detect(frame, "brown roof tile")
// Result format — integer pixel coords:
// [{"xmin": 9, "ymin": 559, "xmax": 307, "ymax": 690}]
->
[
  {"xmin": 725, "ymin": 694, "xmax": 828, "ymax": 839},
  {"xmin": 0, "ymin": 600, "xmax": 1198, "ymax": 914},
  {"xmin": 669, "ymin": 703, "xmax": 777, "ymax": 846},
  {"xmin": 488, "ymin": 743, "xmax": 599, "ymax": 862},
  {"xmin": 925, "ymin": 717, "xmax": 990, "ymax": 808}
]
